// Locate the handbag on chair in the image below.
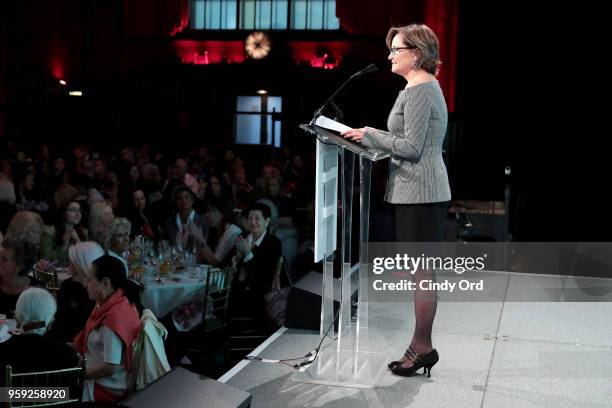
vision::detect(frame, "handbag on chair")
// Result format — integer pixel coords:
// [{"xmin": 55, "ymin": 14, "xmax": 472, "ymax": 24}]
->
[{"xmin": 264, "ymin": 257, "xmax": 292, "ymax": 328}]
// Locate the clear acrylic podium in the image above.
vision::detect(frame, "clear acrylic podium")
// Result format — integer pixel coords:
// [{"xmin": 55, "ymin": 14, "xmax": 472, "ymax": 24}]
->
[{"xmin": 293, "ymin": 124, "xmax": 390, "ymax": 388}]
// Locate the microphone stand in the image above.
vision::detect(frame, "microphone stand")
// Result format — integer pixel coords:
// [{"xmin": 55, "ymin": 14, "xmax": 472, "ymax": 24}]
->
[{"xmin": 329, "ymin": 100, "xmax": 344, "ymax": 123}]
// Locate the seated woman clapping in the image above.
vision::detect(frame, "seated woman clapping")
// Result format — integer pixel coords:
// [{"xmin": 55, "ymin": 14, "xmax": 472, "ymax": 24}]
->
[
  {"xmin": 164, "ymin": 186, "xmax": 208, "ymax": 248},
  {"xmin": 74, "ymin": 255, "xmax": 142, "ymax": 404},
  {"xmin": 228, "ymin": 203, "xmax": 281, "ymax": 326},
  {"xmin": 0, "ymin": 287, "xmax": 79, "ymax": 386},
  {"xmin": 190, "ymin": 198, "xmax": 242, "ymax": 267}
]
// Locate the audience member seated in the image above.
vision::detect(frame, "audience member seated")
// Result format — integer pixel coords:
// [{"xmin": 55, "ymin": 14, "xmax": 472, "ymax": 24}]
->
[
  {"xmin": 46, "ymin": 242, "xmax": 103, "ymax": 342},
  {"xmin": 191, "ymin": 197, "xmax": 242, "ymax": 268},
  {"xmin": 16, "ymin": 172, "xmax": 49, "ymax": 213},
  {"xmin": 254, "ymin": 199, "xmax": 279, "ymax": 232},
  {"xmin": 104, "ymin": 217, "xmax": 131, "ymax": 274},
  {"xmin": 50, "ymin": 157, "xmax": 67, "ymax": 188},
  {"xmin": 140, "ymin": 163, "xmax": 163, "ymax": 207},
  {"xmin": 283, "ymin": 154, "xmax": 305, "ymax": 187},
  {"xmin": 53, "ymin": 169, "xmax": 80, "ymax": 210},
  {"xmin": 0, "ymin": 179, "xmax": 17, "ymax": 235},
  {"xmin": 126, "ymin": 188, "xmax": 158, "ymax": 240},
  {"xmin": 5, "ymin": 210, "xmax": 57, "ymax": 274},
  {"xmin": 89, "ymin": 200, "xmax": 114, "ymax": 246},
  {"xmin": 5, "ymin": 211, "xmax": 47, "ymax": 252},
  {"xmin": 230, "ymin": 166, "xmax": 255, "ymax": 211},
  {"xmin": 0, "ymin": 287, "xmax": 79, "ymax": 386},
  {"xmin": 0, "ymin": 240, "xmax": 43, "ymax": 318},
  {"xmin": 262, "ymin": 176, "xmax": 296, "ymax": 228},
  {"xmin": 74, "ymin": 255, "xmax": 142, "ymax": 404},
  {"xmin": 73, "ymin": 159, "xmax": 100, "ymax": 192},
  {"xmin": 71, "ymin": 144, "xmax": 91, "ymax": 176},
  {"xmin": 195, "ymin": 146, "xmax": 213, "ymax": 175},
  {"xmin": 220, "ymin": 148, "xmax": 236, "ymax": 178},
  {"xmin": 164, "ymin": 186, "xmax": 208, "ymax": 247},
  {"xmin": 283, "ymin": 153, "xmax": 311, "ymax": 206},
  {"xmin": 254, "ymin": 163, "xmax": 282, "ymax": 193},
  {"xmin": 228, "ymin": 203, "xmax": 282, "ymax": 327},
  {"xmin": 36, "ymin": 160, "xmax": 56, "ymax": 208},
  {"xmin": 112, "ymin": 148, "xmax": 137, "ymax": 177},
  {"xmin": 200, "ymin": 175, "xmax": 228, "ymax": 203},
  {"xmin": 101, "ymin": 172, "xmax": 121, "ymax": 211},
  {"xmin": 176, "ymin": 158, "xmax": 200, "ymax": 197},
  {"xmin": 48, "ymin": 200, "xmax": 88, "ymax": 265},
  {"xmin": 156, "ymin": 164, "xmax": 186, "ymax": 225},
  {"xmin": 119, "ymin": 165, "xmax": 144, "ymax": 215},
  {"xmin": 94, "ymin": 159, "xmax": 108, "ymax": 188}
]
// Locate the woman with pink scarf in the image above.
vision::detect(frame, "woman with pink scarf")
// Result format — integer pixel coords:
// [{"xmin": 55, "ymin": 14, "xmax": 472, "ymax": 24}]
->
[{"xmin": 74, "ymin": 255, "xmax": 141, "ymax": 403}]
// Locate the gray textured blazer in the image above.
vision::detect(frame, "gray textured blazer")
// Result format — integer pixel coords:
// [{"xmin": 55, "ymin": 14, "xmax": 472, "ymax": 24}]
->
[{"xmin": 362, "ymin": 81, "xmax": 451, "ymax": 204}]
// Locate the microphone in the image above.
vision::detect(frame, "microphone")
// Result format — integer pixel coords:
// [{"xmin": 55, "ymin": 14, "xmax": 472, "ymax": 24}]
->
[
  {"xmin": 351, "ymin": 63, "xmax": 378, "ymax": 78},
  {"xmin": 311, "ymin": 63, "xmax": 378, "ymax": 125}
]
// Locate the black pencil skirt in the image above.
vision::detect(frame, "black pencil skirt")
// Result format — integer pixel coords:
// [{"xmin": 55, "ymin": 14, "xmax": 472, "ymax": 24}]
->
[{"xmin": 393, "ymin": 201, "xmax": 450, "ymax": 242}]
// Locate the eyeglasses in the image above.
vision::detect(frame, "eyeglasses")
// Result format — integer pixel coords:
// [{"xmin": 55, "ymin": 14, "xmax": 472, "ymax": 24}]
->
[
  {"xmin": 389, "ymin": 46, "xmax": 416, "ymax": 56},
  {"xmin": 66, "ymin": 208, "xmax": 82, "ymax": 213}
]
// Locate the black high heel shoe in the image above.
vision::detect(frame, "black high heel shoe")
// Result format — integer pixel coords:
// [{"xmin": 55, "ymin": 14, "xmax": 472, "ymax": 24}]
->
[
  {"xmin": 391, "ymin": 349, "xmax": 439, "ymax": 378},
  {"xmin": 387, "ymin": 345, "xmax": 415, "ymax": 369}
]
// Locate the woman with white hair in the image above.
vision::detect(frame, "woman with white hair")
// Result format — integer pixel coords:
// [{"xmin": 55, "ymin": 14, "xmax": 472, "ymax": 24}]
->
[
  {"xmin": 0, "ymin": 287, "xmax": 79, "ymax": 385},
  {"xmin": 104, "ymin": 217, "xmax": 131, "ymax": 274},
  {"xmin": 47, "ymin": 241, "xmax": 104, "ymax": 342}
]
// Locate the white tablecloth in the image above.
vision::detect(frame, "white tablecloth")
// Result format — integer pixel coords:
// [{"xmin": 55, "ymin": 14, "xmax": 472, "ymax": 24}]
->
[
  {"xmin": 57, "ymin": 270, "xmax": 72, "ymax": 285},
  {"xmin": 140, "ymin": 267, "xmax": 208, "ymax": 318},
  {"xmin": 57, "ymin": 265, "xmax": 212, "ymax": 318}
]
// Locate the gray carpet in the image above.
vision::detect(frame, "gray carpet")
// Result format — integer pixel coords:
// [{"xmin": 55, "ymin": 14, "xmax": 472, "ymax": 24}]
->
[{"xmin": 221, "ymin": 272, "xmax": 612, "ymax": 408}]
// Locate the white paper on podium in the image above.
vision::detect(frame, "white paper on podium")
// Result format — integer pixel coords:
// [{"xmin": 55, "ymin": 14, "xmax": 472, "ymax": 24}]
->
[{"xmin": 315, "ymin": 115, "xmax": 352, "ymax": 133}]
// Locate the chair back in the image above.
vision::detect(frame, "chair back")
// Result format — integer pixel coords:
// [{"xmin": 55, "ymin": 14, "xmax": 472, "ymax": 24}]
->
[
  {"xmin": 129, "ymin": 321, "xmax": 146, "ymax": 392},
  {"xmin": 203, "ymin": 265, "xmax": 237, "ymax": 322},
  {"xmin": 129, "ymin": 310, "xmax": 170, "ymax": 392},
  {"xmin": 4, "ymin": 355, "xmax": 86, "ymax": 407},
  {"xmin": 32, "ymin": 266, "xmax": 60, "ymax": 296}
]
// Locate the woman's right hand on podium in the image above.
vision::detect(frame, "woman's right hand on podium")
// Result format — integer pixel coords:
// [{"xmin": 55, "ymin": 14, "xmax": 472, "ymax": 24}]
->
[{"xmin": 341, "ymin": 127, "xmax": 367, "ymax": 143}]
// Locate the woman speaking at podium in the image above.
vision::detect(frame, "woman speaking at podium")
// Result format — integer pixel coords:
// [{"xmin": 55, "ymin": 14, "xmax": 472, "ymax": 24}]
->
[{"xmin": 342, "ymin": 24, "xmax": 451, "ymax": 378}]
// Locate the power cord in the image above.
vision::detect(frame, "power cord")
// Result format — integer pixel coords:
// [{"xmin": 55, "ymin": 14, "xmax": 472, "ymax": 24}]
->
[{"xmin": 243, "ymin": 307, "xmax": 340, "ymax": 369}]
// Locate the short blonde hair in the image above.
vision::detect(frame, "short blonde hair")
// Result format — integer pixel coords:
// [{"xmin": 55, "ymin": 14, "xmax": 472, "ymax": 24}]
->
[
  {"xmin": 103, "ymin": 217, "xmax": 131, "ymax": 251},
  {"xmin": 386, "ymin": 24, "xmax": 441, "ymax": 75}
]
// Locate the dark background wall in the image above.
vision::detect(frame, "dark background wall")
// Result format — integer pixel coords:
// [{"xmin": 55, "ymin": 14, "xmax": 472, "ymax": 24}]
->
[
  {"xmin": 1, "ymin": 1, "xmax": 474, "ymax": 182},
  {"xmin": 2, "ymin": 0, "xmax": 603, "ymax": 240}
]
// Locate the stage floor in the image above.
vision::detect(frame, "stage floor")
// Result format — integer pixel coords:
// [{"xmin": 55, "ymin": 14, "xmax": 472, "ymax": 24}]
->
[{"xmin": 219, "ymin": 271, "xmax": 612, "ymax": 408}]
